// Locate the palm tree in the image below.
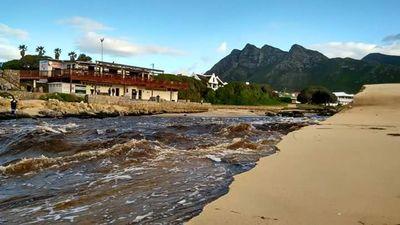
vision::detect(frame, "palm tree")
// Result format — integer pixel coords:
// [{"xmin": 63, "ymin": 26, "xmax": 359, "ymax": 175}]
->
[
  {"xmin": 19, "ymin": 45, "xmax": 27, "ymax": 58},
  {"xmin": 54, "ymin": 48, "xmax": 62, "ymax": 60},
  {"xmin": 68, "ymin": 51, "xmax": 77, "ymax": 61},
  {"xmin": 36, "ymin": 46, "xmax": 45, "ymax": 56}
]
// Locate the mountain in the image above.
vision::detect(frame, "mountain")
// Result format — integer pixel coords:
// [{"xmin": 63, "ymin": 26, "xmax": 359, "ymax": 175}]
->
[
  {"xmin": 207, "ymin": 44, "xmax": 400, "ymax": 93},
  {"xmin": 362, "ymin": 53, "xmax": 400, "ymax": 66}
]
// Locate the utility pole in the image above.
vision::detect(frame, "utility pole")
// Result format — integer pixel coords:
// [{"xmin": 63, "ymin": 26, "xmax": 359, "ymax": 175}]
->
[
  {"xmin": 96, "ymin": 37, "xmax": 105, "ymax": 95},
  {"xmin": 151, "ymin": 63, "xmax": 155, "ymax": 77},
  {"xmin": 100, "ymin": 38, "xmax": 104, "ymax": 62}
]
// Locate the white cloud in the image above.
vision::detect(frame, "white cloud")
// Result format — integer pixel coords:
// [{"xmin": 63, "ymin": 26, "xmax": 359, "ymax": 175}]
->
[
  {"xmin": 58, "ymin": 16, "xmax": 112, "ymax": 32},
  {"xmin": 0, "ymin": 23, "xmax": 28, "ymax": 39},
  {"xmin": 217, "ymin": 42, "xmax": 228, "ymax": 53},
  {"xmin": 76, "ymin": 32, "xmax": 185, "ymax": 57},
  {"xmin": 309, "ymin": 41, "xmax": 400, "ymax": 59},
  {"xmin": 0, "ymin": 38, "xmax": 19, "ymax": 61}
]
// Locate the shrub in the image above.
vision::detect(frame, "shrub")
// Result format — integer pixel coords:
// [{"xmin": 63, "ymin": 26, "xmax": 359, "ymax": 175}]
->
[
  {"xmin": 40, "ymin": 93, "xmax": 84, "ymax": 102},
  {"xmin": 2, "ymin": 55, "xmax": 52, "ymax": 70},
  {"xmin": 279, "ymin": 96, "xmax": 292, "ymax": 103},
  {"xmin": 209, "ymin": 82, "xmax": 280, "ymax": 105},
  {"xmin": 154, "ymin": 74, "xmax": 208, "ymax": 102},
  {"xmin": 297, "ymin": 86, "xmax": 337, "ymax": 104}
]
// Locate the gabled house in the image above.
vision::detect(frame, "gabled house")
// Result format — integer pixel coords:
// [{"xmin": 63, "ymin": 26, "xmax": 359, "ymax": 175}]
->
[
  {"xmin": 194, "ymin": 73, "xmax": 227, "ymax": 91},
  {"xmin": 333, "ymin": 92, "xmax": 354, "ymax": 105}
]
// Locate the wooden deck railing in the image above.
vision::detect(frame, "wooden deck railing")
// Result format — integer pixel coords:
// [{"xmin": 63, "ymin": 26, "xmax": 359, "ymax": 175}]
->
[{"xmin": 19, "ymin": 70, "xmax": 188, "ymax": 90}]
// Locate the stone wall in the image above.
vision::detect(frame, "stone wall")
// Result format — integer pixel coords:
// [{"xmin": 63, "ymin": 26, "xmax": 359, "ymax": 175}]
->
[{"xmin": 87, "ymin": 95, "xmax": 211, "ymax": 112}]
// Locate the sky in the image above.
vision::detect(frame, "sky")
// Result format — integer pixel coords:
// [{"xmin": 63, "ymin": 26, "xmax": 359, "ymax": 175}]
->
[{"xmin": 1, "ymin": 0, "xmax": 400, "ymax": 74}]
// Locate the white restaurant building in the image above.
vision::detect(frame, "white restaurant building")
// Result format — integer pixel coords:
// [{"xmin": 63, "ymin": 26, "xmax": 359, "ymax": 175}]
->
[{"xmin": 21, "ymin": 60, "xmax": 188, "ymax": 102}]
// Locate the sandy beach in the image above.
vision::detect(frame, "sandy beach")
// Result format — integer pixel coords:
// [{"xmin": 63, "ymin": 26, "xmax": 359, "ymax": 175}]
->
[{"xmin": 187, "ymin": 84, "xmax": 400, "ymax": 225}]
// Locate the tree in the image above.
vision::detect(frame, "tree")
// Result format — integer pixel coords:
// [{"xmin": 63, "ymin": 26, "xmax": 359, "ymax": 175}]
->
[
  {"xmin": 54, "ymin": 48, "xmax": 62, "ymax": 60},
  {"xmin": 211, "ymin": 82, "xmax": 279, "ymax": 105},
  {"xmin": 297, "ymin": 86, "xmax": 337, "ymax": 105},
  {"xmin": 77, "ymin": 53, "xmax": 92, "ymax": 62},
  {"xmin": 2, "ymin": 55, "xmax": 51, "ymax": 70},
  {"xmin": 68, "ymin": 51, "xmax": 77, "ymax": 61},
  {"xmin": 19, "ymin": 45, "xmax": 27, "ymax": 58},
  {"xmin": 35, "ymin": 46, "xmax": 45, "ymax": 56},
  {"xmin": 1, "ymin": 59, "xmax": 23, "ymax": 70},
  {"xmin": 311, "ymin": 90, "xmax": 336, "ymax": 105}
]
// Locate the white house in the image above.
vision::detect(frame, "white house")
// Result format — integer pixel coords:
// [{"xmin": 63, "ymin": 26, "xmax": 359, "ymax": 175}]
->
[
  {"xmin": 333, "ymin": 92, "xmax": 354, "ymax": 105},
  {"xmin": 194, "ymin": 73, "xmax": 227, "ymax": 91}
]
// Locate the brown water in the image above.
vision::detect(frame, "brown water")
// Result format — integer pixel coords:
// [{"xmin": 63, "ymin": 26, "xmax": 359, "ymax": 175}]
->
[{"xmin": 0, "ymin": 115, "xmax": 324, "ymax": 224}]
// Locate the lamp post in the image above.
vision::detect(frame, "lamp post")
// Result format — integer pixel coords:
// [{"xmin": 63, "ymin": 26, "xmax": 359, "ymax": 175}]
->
[
  {"xmin": 96, "ymin": 37, "xmax": 105, "ymax": 95},
  {"xmin": 150, "ymin": 63, "xmax": 155, "ymax": 77},
  {"xmin": 100, "ymin": 38, "xmax": 104, "ymax": 62}
]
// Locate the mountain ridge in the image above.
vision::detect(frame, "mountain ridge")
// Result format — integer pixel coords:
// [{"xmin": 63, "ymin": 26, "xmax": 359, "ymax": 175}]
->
[{"xmin": 207, "ymin": 44, "xmax": 400, "ymax": 93}]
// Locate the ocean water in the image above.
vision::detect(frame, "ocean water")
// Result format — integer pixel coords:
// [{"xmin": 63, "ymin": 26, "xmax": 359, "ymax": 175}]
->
[{"xmin": 0, "ymin": 115, "xmax": 324, "ymax": 224}]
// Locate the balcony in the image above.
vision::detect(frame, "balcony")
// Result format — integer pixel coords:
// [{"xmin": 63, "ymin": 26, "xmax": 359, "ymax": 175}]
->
[{"xmin": 19, "ymin": 70, "xmax": 188, "ymax": 91}]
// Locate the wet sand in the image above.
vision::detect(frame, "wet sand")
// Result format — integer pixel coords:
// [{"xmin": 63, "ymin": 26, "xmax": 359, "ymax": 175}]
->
[{"xmin": 187, "ymin": 84, "xmax": 400, "ymax": 225}]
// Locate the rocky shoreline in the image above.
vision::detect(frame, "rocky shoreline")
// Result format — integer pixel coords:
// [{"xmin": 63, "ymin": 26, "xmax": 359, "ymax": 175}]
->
[
  {"xmin": 0, "ymin": 98, "xmax": 341, "ymax": 120},
  {"xmin": 0, "ymin": 99, "xmax": 211, "ymax": 120}
]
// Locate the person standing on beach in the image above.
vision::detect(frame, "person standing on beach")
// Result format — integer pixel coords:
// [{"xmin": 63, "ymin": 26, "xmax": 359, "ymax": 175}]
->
[{"xmin": 10, "ymin": 98, "xmax": 18, "ymax": 116}]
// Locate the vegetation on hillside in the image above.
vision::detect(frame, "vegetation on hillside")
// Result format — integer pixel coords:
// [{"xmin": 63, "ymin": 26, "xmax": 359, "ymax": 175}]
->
[
  {"xmin": 154, "ymin": 74, "xmax": 209, "ymax": 102},
  {"xmin": 297, "ymin": 86, "xmax": 337, "ymax": 105}
]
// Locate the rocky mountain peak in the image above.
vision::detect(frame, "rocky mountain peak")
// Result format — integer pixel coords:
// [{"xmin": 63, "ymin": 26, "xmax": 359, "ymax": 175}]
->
[{"xmin": 206, "ymin": 43, "xmax": 400, "ymax": 92}]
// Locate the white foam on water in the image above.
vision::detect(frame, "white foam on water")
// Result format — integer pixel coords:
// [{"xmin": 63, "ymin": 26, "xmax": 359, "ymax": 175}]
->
[
  {"xmin": 132, "ymin": 212, "xmax": 153, "ymax": 223},
  {"xmin": 96, "ymin": 129, "xmax": 106, "ymax": 135},
  {"xmin": 101, "ymin": 173, "xmax": 132, "ymax": 183},
  {"xmin": 123, "ymin": 167, "xmax": 145, "ymax": 173},
  {"xmin": 126, "ymin": 199, "xmax": 136, "ymax": 204},
  {"xmin": 205, "ymin": 155, "xmax": 221, "ymax": 162},
  {"xmin": 62, "ymin": 216, "xmax": 77, "ymax": 223},
  {"xmin": 37, "ymin": 125, "xmax": 62, "ymax": 134}
]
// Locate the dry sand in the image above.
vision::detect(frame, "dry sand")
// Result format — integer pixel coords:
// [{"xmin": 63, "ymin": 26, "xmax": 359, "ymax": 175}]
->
[
  {"xmin": 187, "ymin": 84, "xmax": 400, "ymax": 225},
  {"xmin": 157, "ymin": 104, "xmax": 289, "ymax": 117},
  {"xmin": 157, "ymin": 108, "xmax": 265, "ymax": 117}
]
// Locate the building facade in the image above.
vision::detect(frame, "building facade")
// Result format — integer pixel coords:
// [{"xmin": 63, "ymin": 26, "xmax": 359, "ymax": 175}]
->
[{"xmin": 20, "ymin": 60, "xmax": 186, "ymax": 102}]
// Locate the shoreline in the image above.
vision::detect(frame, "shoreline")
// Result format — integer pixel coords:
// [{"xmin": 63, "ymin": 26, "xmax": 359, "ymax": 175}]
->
[
  {"xmin": 0, "ymin": 97, "xmax": 338, "ymax": 120},
  {"xmin": 187, "ymin": 84, "xmax": 400, "ymax": 225},
  {"xmin": 0, "ymin": 99, "xmax": 211, "ymax": 120}
]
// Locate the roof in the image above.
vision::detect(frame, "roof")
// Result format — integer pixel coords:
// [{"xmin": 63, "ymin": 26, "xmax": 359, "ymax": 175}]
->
[
  {"xmin": 195, "ymin": 74, "xmax": 212, "ymax": 82},
  {"xmin": 96, "ymin": 61, "xmax": 164, "ymax": 73},
  {"xmin": 195, "ymin": 73, "xmax": 227, "ymax": 85},
  {"xmin": 40, "ymin": 59, "xmax": 163, "ymax": 73},
  {"xmin": 333, "ymin": 92, "xmax": 354, "ymax": 97}
]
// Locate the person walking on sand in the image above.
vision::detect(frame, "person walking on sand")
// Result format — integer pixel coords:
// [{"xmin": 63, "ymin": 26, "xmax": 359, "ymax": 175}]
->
[{"xmin": 10, "ymin": 98, "xmax": 18, "ymax": 116}]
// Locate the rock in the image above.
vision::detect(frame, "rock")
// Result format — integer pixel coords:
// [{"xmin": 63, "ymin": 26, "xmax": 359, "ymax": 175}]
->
[
  {"xmin": 277, "ymin": 110, "xmax": 305, "ymax": 117},
  {"xmin": 265, "ymin": 111, "xmax": 277, "ymax": 117}
]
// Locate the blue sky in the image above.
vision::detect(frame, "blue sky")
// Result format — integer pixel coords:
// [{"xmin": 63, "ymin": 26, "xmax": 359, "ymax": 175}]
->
[{"xmin": 1, "ymin": 0, "xmax": 400, "ymax": 73}]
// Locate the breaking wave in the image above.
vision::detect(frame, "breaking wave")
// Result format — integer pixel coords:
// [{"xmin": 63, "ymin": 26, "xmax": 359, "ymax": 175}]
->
[{"xmin": 0, "ymin": 139, "xmax": 157, "ymax": 175}]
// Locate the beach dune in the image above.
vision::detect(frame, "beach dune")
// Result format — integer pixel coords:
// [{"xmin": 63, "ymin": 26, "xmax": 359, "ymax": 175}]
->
[{"xmin": 187, "ymin": 84, "xmax": 400, "ymax": 225}]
